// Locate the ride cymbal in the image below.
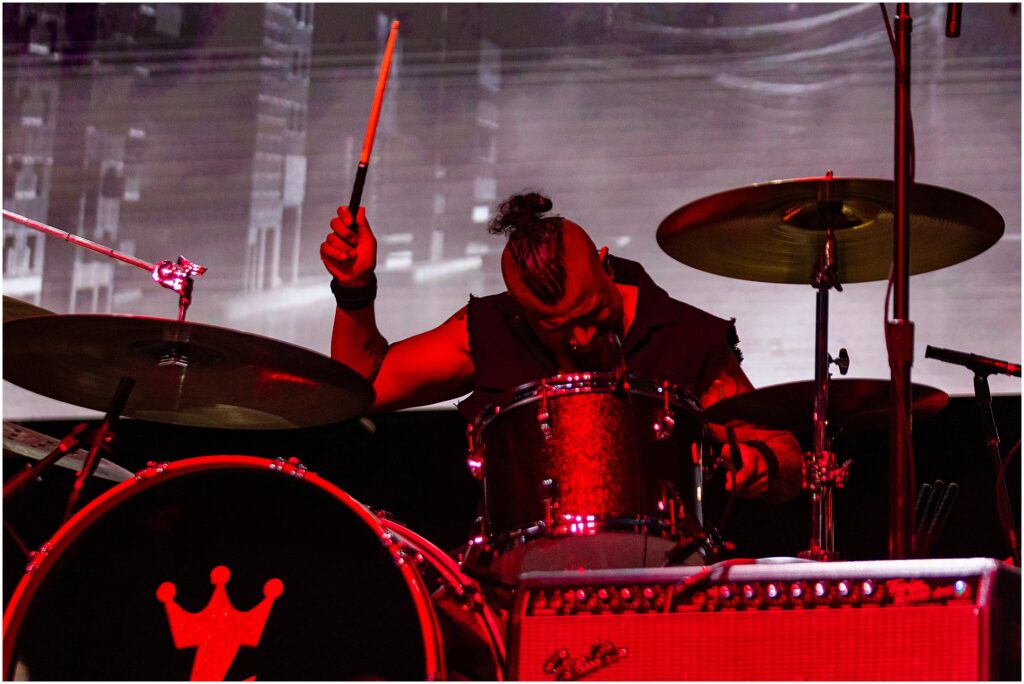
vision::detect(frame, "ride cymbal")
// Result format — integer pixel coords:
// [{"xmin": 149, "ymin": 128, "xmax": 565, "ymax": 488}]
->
[
  {"xmin": 657, "ymin": 177, "xmax": 1004, "ymax": 283},
  {"xmin": 3, "ymin": 315, "xmax": 375, "ymax": 430},
  {"xmin": 704, "ymin": 378, "xmax": 949, "ymax": 432}
]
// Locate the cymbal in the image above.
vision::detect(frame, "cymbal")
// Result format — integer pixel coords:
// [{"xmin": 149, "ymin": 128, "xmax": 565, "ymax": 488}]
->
[
  {"xmin": 657, "ymin": 177, "xmax": 1004, "ymax": 284},
  {"xmin": 3, "ymin": 315, "xmax": 375, "ymax": 430},
  {"xmin": 3, "ymin": 421, "xmax": 133, "ymax": 482},
  {"xmin": 704, "ymin": 378, "xmax": 949, "ymax": 432},
  {"xmin": 3, "ymin": 296, "xmax": 53, "ymax": 323}
]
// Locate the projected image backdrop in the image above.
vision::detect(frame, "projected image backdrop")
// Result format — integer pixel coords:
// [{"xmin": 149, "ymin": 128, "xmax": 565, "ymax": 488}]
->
[{"xmin": 3, "ymin": 3, "xmax": 1020, "ymax": 419}]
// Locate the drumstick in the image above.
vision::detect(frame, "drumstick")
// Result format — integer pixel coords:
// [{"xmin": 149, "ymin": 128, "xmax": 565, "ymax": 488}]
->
[
  {"xmin": 348, "ymin": 20, "xmax": 400, "ymax": 218},
  {"xmin": 725, "ymin": 426, "xmax": 743, "ymax": 472}
]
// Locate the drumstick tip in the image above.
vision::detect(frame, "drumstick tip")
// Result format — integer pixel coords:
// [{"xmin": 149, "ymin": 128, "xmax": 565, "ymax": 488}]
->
[{"xmin": 391, "ymin": 20, "xmax": 400, "ymax": 31}]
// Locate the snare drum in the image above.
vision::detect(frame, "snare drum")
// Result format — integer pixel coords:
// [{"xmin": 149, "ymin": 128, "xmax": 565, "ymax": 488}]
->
[
  {"xmin": 465, "ymin": 373, "xmax": 706, "ymax": 579},
  {"xmin": 3, "ymin": 456, "xmax": 504, "ymax": 680}
]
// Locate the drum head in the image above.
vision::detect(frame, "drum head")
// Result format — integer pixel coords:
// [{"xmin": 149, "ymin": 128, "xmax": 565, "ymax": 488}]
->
[{"xmin": 4, "ymin": 458, "xmax": 437, "ymax": 680}]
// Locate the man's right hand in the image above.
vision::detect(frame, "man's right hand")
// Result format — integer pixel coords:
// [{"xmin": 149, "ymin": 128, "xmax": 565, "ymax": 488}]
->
[{"xmin": 321, "ymin": 205, "xmax": 377, "ymax": 287}]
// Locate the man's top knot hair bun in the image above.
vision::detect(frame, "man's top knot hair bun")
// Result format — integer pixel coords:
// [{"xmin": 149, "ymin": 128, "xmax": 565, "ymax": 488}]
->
[
  {"xmin": 527, "ymin": 193, "xmax": 553, "ymax": 213},
  {"xmin": 489, "ymin": 191, "xmax": 566, "ymax": 305},
  {"xmin": 488, "ymin": 192, "xmax": 557, "ymax": 237}
]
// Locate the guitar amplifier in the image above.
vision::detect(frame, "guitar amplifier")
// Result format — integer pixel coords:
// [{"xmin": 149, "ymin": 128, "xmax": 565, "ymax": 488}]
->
[{"xmin": 508, "ymin": 558, "xmax": 1020, "ymax": 680}]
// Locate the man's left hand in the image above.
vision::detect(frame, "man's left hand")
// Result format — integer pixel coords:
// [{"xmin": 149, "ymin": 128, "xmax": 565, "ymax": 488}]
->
[{"xmin": 720, "ymin": 442, "xmax": 771, "ymax": 498}]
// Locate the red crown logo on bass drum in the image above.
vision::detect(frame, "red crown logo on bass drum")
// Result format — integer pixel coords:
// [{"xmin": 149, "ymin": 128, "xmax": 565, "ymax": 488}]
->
[{"xmin": 156, "ymin": 565, "xmax": 283, "ymax": 681}]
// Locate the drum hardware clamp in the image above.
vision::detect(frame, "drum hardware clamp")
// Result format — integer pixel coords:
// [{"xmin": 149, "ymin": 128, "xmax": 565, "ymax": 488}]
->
[
  {"xmin": 136, "ymin": 461, "xmax": 171, "ymax": 481},
  {"xmin": 268, "ymin": 457, "xmax": 308, "ymax": 479}
]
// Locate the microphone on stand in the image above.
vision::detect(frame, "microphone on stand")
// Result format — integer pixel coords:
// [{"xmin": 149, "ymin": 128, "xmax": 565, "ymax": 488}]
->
[
  {"xmin": 945, "ymin": 3, "xmax": 962, "ymax": 37},
  {"xmin": 568, "ymin": 330, "xmax": 627, "ymax": 376},
  {"xmin": 925, "ymin": 345, "xmax": 1021, "ymax": 378}
]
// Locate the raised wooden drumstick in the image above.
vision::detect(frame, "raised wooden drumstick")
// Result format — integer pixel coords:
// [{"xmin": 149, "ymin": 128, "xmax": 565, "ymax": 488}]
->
[{"xmin": 348, "ymin": 20, "xmax": 400, "ymax": 218}]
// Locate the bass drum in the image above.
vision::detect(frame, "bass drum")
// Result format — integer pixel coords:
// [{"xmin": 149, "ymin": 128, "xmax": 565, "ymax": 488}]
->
[{"xmin": 3, "ymin": 456, "xmax": 504, "ymax": 681}]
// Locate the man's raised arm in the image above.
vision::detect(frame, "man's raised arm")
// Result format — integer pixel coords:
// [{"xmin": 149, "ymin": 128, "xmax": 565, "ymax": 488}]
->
[{"xmin": 321, "ymin": 206, "xmax": 474, "ymax": 412}]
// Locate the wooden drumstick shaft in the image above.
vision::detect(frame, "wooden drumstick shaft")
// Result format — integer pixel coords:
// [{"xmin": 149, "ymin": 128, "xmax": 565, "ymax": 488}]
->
[
  {"xmin": 726, "ymin": 425, "xmax": 743, "ymax": 471},
  {"xmin": 348, "ymin": 20, "xmax": 400, "ymax": 216}
]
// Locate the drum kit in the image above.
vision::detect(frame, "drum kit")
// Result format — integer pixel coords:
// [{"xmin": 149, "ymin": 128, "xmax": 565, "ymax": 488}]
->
[{"xmin": 1, "ymin": 173, "xmax": 1007, "ymax": 680}]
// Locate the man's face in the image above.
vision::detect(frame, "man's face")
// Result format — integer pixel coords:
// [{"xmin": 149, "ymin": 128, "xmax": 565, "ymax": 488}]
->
[{"xmin": 503, "ymin": 221, "xmax": 625, "ymax": 370}]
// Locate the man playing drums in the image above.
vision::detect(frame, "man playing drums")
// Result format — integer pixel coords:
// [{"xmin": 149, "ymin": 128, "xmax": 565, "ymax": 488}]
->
[{"xmin": 321, "ymin": 192, "xmax": 802, "ymax": 582}]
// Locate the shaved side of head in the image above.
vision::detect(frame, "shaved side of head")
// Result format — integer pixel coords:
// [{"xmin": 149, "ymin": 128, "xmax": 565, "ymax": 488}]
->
[{"xmin": 502, "ymin": 221, "xmax": 606, "ymax": 319}]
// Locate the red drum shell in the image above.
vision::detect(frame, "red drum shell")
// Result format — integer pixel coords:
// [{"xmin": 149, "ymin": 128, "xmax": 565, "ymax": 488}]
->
[{"xmin": 473, "ymin": 373, "xmax": 705, "ymax": 544}]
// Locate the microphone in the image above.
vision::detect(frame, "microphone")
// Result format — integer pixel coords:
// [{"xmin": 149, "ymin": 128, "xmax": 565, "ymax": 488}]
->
[
  {"xmin": 945, "ymin": 3, "xmax": 962, "ymax": 38},
  {"xmin": 567, "ymin": 330, "xmax": 627, "ymax": 376},
  {"xmin": 925, "ymin": 345, "xmax": 1020, "ymax": 378}
]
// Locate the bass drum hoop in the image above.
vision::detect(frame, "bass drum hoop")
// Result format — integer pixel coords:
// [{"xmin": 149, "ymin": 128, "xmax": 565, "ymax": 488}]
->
[
  {"xmin": 2, "ymin": 455, "xmax": 445, "ymax": 680},
  {"xmin": 380, "ymin": 516, "xmax": 507, "ymax": 678}
]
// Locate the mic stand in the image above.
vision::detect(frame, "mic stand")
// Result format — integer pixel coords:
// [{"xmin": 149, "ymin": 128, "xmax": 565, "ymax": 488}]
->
[
  {"xmin": 62, "ymin": 376, "xmax": 135, "ymax": 522},
  {"xmin": 972, "ymin": 373, "xmax": 1020, "ymax": 566},
  {"xmin": 887, "ymin": 2, "xmax": 916, "ymax": 560}
]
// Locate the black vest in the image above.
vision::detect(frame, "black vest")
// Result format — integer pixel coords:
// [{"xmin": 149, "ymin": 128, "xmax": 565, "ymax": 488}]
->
[{"xmin": 458, "ymin": 256, "xmax": 740, "ymax": 421}]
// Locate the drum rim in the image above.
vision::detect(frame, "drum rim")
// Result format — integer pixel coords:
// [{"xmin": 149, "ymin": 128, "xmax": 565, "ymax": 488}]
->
[
  {"xmin": 468, "ymin": 514, "xmax": 682, "ymax": 557},
  {"xmin": 380, "ymin": 516, "xmax": 508, "ymax": 674},
  {"xmin": 472, "ymin": 372, "xmax": 703, "ymax": 436},
  {"xmin": 2, "ymin": 454, "xmax": 445, "ymax": 680}
]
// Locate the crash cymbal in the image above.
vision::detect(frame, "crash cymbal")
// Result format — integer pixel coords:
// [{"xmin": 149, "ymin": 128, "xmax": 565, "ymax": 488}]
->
[
  {"xmin": 3, "ymin": 421, "xmax": 133, "ymax": 482},
  {"xmin": 657, "ymin": 177, "xmax": 1004, "ymax": 284},
  {"xmin": 3, "ymin": 296, "xmax": 53, "ymax": 323},
  {"xmin": 3, "ymin": 315, "xmax": 375, "ymax": 430},
  {"xmin": 704, "ymin": 378, "xmax": 949, "ymax": 432}
]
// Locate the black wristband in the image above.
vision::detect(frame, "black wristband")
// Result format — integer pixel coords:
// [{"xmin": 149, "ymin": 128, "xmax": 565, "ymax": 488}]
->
[
  {"xmin": 330, "ymin": 274, "xmax": 377, "ymax": 310},
  {"xmin": 744, "ymin": 440, "xmax": 780, "ymax": 481}
]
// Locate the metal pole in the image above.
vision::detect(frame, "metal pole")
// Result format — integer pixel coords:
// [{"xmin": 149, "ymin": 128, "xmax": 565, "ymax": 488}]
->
[
  {"xmin": 3, "ymin": 209, "xmax": 156, "ymax": 273},
  {"xmin": 888, "ymin": 2, "xmax": 916, "ymax": 559}
]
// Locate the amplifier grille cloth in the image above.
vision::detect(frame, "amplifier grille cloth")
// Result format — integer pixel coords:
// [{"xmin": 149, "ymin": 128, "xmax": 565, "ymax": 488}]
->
[{"xmin": 514, "ymin": 605, "xmax": 982, "ymax": 680}]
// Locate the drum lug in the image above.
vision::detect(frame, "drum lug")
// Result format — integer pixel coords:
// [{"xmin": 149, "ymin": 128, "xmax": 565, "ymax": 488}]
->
[
  {"xmin": 269, "ymin": 456, "xmax": 307, "ymax": 478},
  {"xmin": 658, "ymin": 482, "xmax": 683, "ymax": 537},
  {"xmin": 653, "ymin": 381, "xmax": 675, "ymax": 441},
  {"xmin": 135, "ymin": 461, "xmax": 170, "ymax": 480},
  {"xmin": 25, "ymin": 542, "xmax": 53, "ymax": 575},
  {"xmin": 468, "ymin": 515, "xmax": 488, "ymax": 545},
  {"xmin": 541, "ymin": 478, "xmax": 559, "ymax": 527},
  {"xmin": 537, "ymin": 381, "xmax": 553, "ymax": 440},
  {"xmin": 465, "ymin": 424, "xmax": 484, "ymax": 479}
]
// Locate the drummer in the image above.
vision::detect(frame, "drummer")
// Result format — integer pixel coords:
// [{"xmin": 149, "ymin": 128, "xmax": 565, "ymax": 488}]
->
[{"xmin": 321, "ymin": 191, "xmax": 801, "ymax": 505}]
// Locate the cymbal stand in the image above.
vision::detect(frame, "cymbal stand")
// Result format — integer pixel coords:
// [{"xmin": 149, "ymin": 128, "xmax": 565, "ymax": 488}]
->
[
  {"xmin": 1, "ymin": 210, "xmax": 206, "ymax": 321},
  {"xmin": 2, "ymin": 424, "xmax": 90, "ymax": 502},
  {"xmin": 800, "ymin": 175, "xmax": 852, "ymax": 561},
  {"xmin": 62, "ymin": 376, "xmax": 135, "ymax": 521},
  {"xmin": 3, "ymin": 376, "xmax": 134, "ymax": 523}
]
